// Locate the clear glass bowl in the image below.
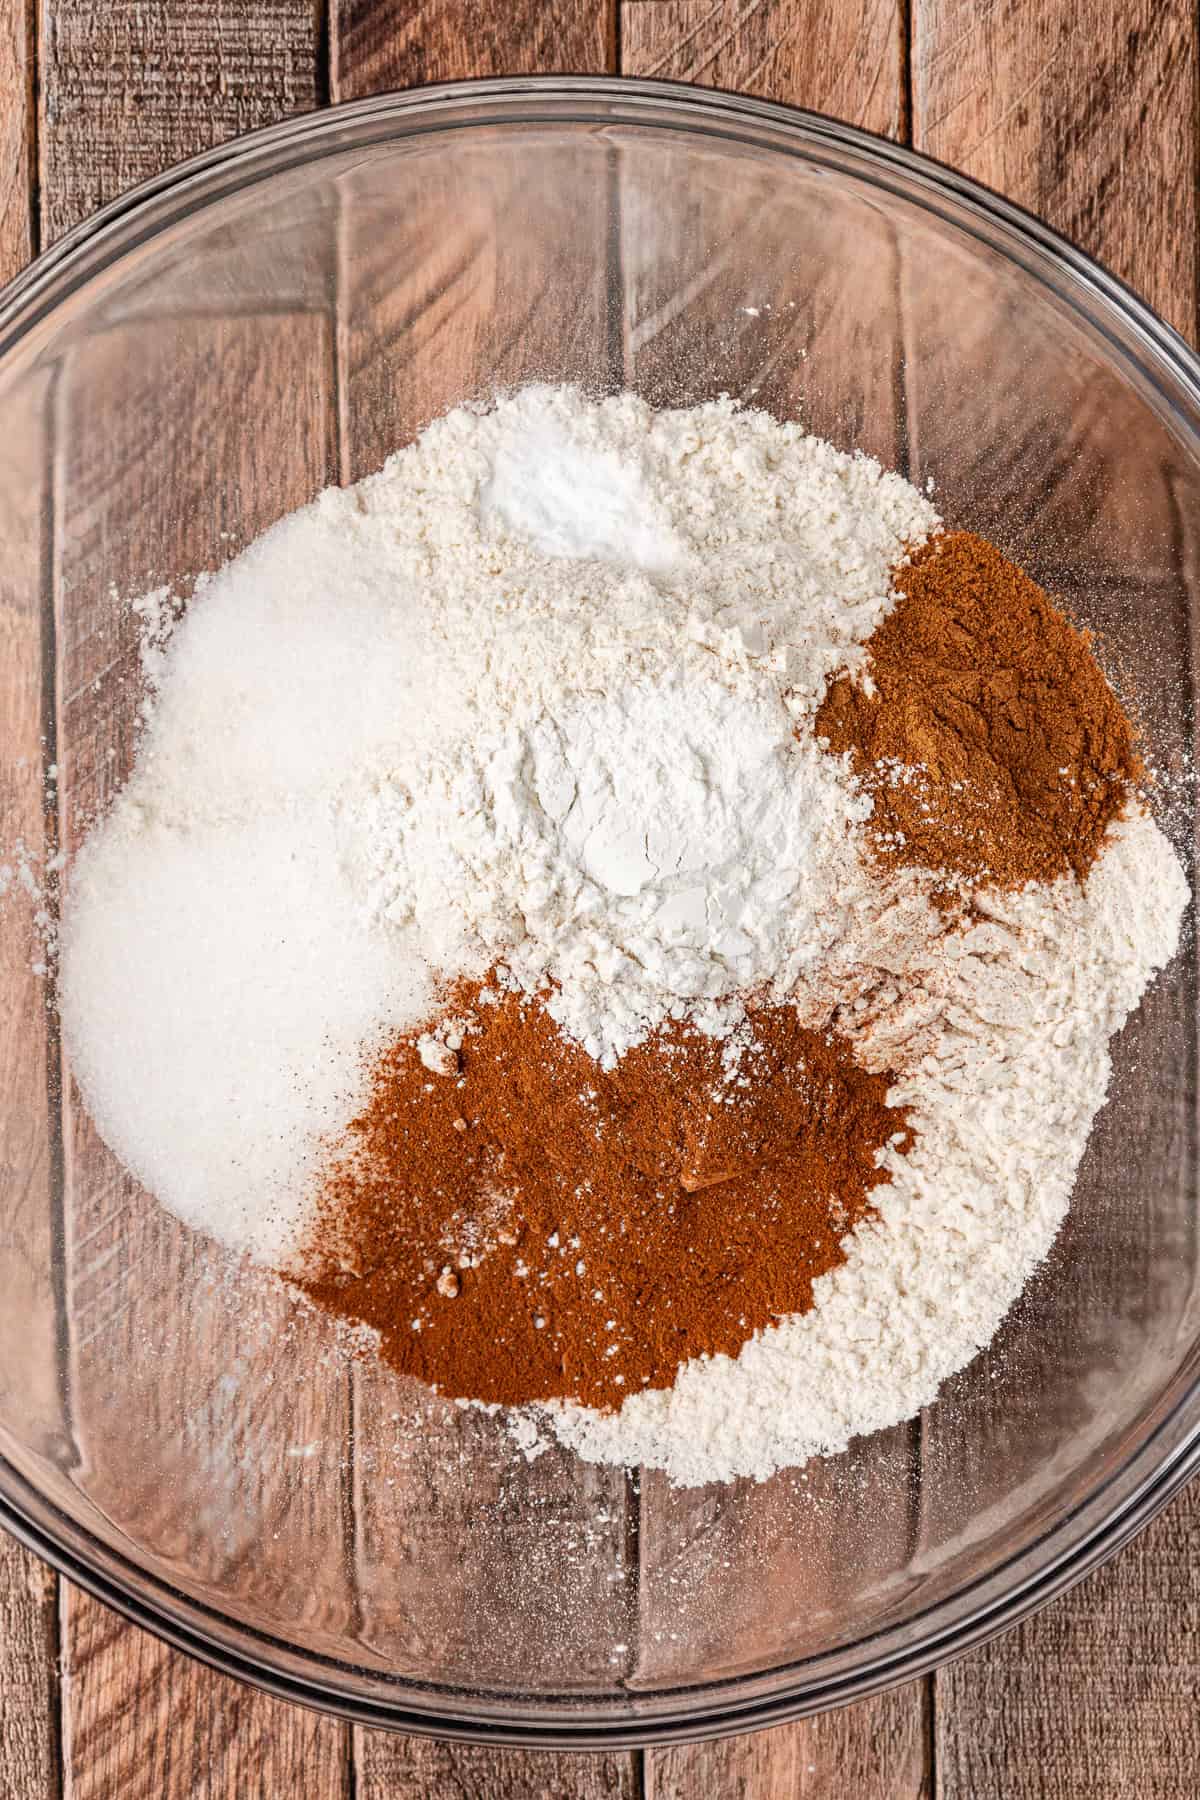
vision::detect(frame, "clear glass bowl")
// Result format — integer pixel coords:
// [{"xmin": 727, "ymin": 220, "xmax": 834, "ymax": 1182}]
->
[{"xmin": 0, "ymin": 77, "xmax": 1197, "ymax": 1747}]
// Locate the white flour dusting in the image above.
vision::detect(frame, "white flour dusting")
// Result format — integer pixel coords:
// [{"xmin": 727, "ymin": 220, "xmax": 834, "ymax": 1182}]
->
[
  {"xmin": 56, "ymin": 384, "xmax": 1187, "ymax": 1485},
  {"xmin": 479, "ymin": 409, "xmax": 685, "ymax": 574}
]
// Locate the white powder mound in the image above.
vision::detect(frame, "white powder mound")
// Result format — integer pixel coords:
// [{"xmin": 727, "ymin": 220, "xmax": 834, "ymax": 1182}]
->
[
  {"xmin": 547, "ymin": 812, "xmax": 1188, "ymax": 1483},
  {"xmin": 479, "ymin": 411, "xmax": 685, "ymax": 574},
  {"xmin": 62, "ymin": 810, "xmax": 431, "ymax": 1263},
  {"xmin": 62, "ymin": 385, "xmax": 935, "ymax": 1260},
  {"xmin": 350, "ymin": 675, "xmax": 872, "ymax": 1064}
]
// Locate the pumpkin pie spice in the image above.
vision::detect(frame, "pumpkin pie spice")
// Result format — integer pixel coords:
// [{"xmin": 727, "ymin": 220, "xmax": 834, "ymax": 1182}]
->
[
  {"xmin": 297, "ymin": 983, "xmax": 908, "ymax": 1410},
  {"xmin": 816, "ymin": 531, "xmax": 1142, "ymax": 888}
]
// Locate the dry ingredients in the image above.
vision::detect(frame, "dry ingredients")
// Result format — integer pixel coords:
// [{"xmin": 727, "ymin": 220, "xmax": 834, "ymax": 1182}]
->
[
  {"xmin": 299, "ymin": 981, "xmax": 908, "ymax": 1410},
  {"xmin": 296, "ymin": 524, "xmax": 1171, "ymax": 1430},
  {"xmin": 816, "ymin": 531, "xmax": 1143, "ymax": 886},
  {"xmin": 57, "ymin": 386, "xmax": 1188, "ymax": 1486}
]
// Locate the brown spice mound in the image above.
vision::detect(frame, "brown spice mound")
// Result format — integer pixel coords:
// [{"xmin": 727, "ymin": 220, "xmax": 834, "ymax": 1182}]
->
[
  {"xmin": 815, "ymin": 531, "xmax": 1141, "ymax": 887},
  {"xmin": 293, "ymin": 984, "xmax": 909, "ymax": 1411}
]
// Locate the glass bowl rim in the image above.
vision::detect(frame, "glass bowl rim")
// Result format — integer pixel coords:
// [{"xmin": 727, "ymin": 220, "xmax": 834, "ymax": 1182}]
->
[{"xmin": 1, "ymin": 72, "xmax": 1198, "ymax": 1747}]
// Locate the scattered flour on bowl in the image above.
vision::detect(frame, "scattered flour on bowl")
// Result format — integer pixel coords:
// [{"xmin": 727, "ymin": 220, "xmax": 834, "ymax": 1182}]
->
[{"xmin": 56, "ymin": 384, "xmax": 1187, "ymax": 1483}]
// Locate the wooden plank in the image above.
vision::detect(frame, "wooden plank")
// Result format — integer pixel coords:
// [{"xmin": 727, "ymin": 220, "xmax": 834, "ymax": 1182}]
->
[
  {"xmin": 61, "ymin": 1582, "xmax": 350, "ymax": 1800},
  {"xmin": 39, "ymin": 0, "xmax": 323, "ymax": 243},
  {"xmin": 647, "ymin": 1695, "xmax": 931, "ymax": 1799},
  {"xmin": 356, "ymin": 1736, "xmax": 640, "ymax": 1800},
  {"xmin": 631, "ymin": 1440, "xmax": 930, "ymax": 1794},
  {"xmin": 912, "ymin": 0, "xmax": 1196, "ymax": 338},
  {"xmin": 628, "ymin": 1426, "xmax": 927, "ymax": 1680},
  {"xmin": 52, "ymin": 303, "xmax": 355, "ymax": 1793},
  {"xmin": 347, "ymin": 1375, "xmax": 635, "ymax": 1694},
  {"xmin": 620, "ymin": 0, "xmax": 907, "ymax": 449},
  {"xmin": 915, "ymin": 492, "xmax": 1200, "ymax": 1792},
  {"xmin": 0, "ymin": 0, "xmax": 33, "ymax": 272},
  {"xmin": 902, "ymin": 4, "xmax": 1197, "ymax": 587},
  {"xmin": 619, "ymin": 8, "xmax": 930, "ymax": 1793},
  {"xmin": 38, "ymin": 8, "xmax": 354, "ymax": 1790},
  {"xmin": 0, "ymin": 365, "xmax": 62, "ymax": 1798},
  {"xmin": 906, "ymin": 0, "xmax": 1198, "ymax": 575},
  {"xmin": 612, "ymin": 123, "xmax": 907, "ymax": 452},
  {"xmin": 0, "ymin": 1532, "xmax": 59, "ymax": 1800},
  {"xmin": 328, "ymin": 7, "xmax": 642, "ymax": 1792},
  {"xmin": 0, "ymin": 7, "xmax": 62, "ymax": 1788},
  {"xmin": 332, "ymin": 0, "xmax": 612, "ymax": 99},
  {"xmin": 935, "ymin": 1481, "xmax": 1200, "ymax": 1800},
  {"xmin": 904, "ymin": 0, "xmax": 1199, "ymax": 581},
  {"xmin": 622, "ymin": 0, "xmax": 904, "ymax": 136},
  {"xmin": 329, "ymin": 121, "xmax": 617, "ymax": 472},
  {"xmin": 911, "ymin": 5, "xmax": 1200, "ymax": 1796},
  {"xmin": 330, "ymin": 0, "xmax": 618, "ymax": 469}
]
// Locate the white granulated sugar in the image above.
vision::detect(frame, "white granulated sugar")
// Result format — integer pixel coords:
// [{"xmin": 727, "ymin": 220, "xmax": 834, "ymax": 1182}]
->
[
  {"xmin": 55, "ymin": 381, "xmax": 1186, "ymax": 1488},
  {"xmin": 63, "ymin": 809, "xmax": 430, "ymax": 1262}
]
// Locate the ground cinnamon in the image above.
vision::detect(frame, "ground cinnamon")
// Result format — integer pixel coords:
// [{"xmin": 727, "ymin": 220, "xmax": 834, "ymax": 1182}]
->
[
  {"xmin": 815, "ymin": 531, "xmax": 1141, "ymax": 887},
  {"xmin": 293, "ymin": 983, "xmax": 909, "ymax": 1410}
]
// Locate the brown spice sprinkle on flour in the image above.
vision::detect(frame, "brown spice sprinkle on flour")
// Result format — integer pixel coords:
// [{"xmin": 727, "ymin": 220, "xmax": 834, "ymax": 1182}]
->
[
  {"xmin": 294, "ymin": 983, "xmax": 908, "ymax": 1411},
  {"xmin": 816, "ymin": 531, "xmax": 1142, "ymax": 888}
]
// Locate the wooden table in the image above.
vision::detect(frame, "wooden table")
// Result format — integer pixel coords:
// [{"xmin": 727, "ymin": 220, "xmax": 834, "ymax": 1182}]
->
[{"xmin": 2, "ymin": 1, "xmax": 1199, "ymax": 1794}]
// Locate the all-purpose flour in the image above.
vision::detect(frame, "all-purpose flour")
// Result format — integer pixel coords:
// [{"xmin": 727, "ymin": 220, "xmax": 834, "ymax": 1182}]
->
[{"xmin": 57, "ymin": 385, "xmax": 1187, "ymax": 1485}]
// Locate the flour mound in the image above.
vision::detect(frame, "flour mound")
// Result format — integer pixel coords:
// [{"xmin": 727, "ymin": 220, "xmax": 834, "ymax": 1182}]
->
[
  {"xmin": 349, "ymin": 675, "xmax": 871, "ymax": 1065},
  {"xmin": 62, "ymin": 388, "xmax": 934, "ymax": 1267},
  {"xmin": 548, "ymin": 812, "xmax": 1188, "ymax": 1483}
]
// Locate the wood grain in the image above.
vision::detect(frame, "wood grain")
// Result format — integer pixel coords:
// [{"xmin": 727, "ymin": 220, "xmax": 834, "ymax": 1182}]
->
[
  {"xmin": 39, "ymin": 0, "xmax": 323, "ymax": 243},
  {"xmin": 0, "ymin": 1530, "xmax": 59, "ymax": 1800},
  {"xmin": 647, "ymin": 1697, "xmax": 930, "ymax": 1799},
  {"xmin": 0, "ymin": 369, "xmax": 62, "ymax": 1795},
  {"xmin": 37, "ymin": 5, "xmax": 356, "ymax": 1793},
  {"xmin": 620, "ymin": 8, "xmax": 931, "ymax": 1795},
  {"xmin": 61, "ymin": 1582, "xmax": 349, "ymax": 1800},
  {"xmin": 51, "ymin": 302, "xmax": 355, "ymax": 1793},
  {"xmin": 331, "ymin": 122, "xmax": 616, "ymax": 471},
  {"xmin": 632, "ymin": 1446, "xmax": 930, "ymax": 1795},
  {"xmin": 623, "ymin": 0, "xmax": 904, "ymax": 136},
  {"xmin": 906, "ymin": 1, "xmax": 1198, "ymax": 580},
  {"xmin": 334, "ymin": 0, "xmax": 613, "ymax": 98},
  {"xmin": 912, "ymin": 0, "xmax": 1197, "ymax": 338},
  {"xmin": 911, "ymin": 5, "xmax": 1200, "ymax": 1797},
  {"xmin": 0, "ymin": 0, "xmax": 34, "ymax": 271},
  {"xmin": 936, "ymin": 1481, "xmax": 1200, "ymax": 1800},
  {"xmin": 347, "ymin": 1371, "xmax": 635, "ymax": 1692},
  {"xmin": 329, "ymin": 0, "xmax": 616, "ymax": 462},
  {"xmin": 356, "ymin": 1735, "xmax": 640, "ymax": 1800},
  {"xmin": 329, "ymin": 9, "xmax": 638, "ymax": 1789},
  {"xmin": 0, "ymin": 18, "xmax": 61, "ymax": 1790},
  {"xmin": 629, "ymin": 1428, "xmax": 928, "ymax": 1685},
  {"xmin": 620, "ymin": 0, "xmax": 907, "ymax": 449}
]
